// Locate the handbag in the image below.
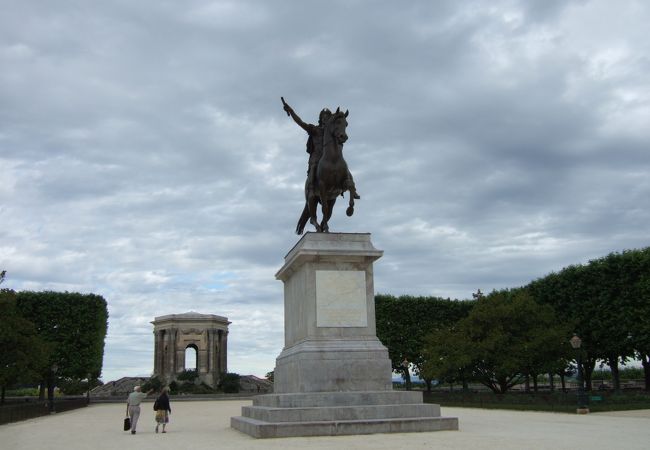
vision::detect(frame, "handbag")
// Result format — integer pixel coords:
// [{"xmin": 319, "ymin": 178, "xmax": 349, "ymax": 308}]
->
[{"xmin": 123, "ymin": 416, "xmax": 131, "ymax": 431}]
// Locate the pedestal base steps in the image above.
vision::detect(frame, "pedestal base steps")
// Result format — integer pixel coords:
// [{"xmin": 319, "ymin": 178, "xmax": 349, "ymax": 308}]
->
[{"xmin": 230, "ymin": 391, "xmax": 458, "ymax": 438}]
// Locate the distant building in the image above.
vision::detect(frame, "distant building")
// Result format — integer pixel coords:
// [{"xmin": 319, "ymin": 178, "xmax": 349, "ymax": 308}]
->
[
  {"xmin": 91, "ymin": 377, "xmax": 149, "ymax": 397},
  {"xmin": 151, "ymin": 312, "xmax": 230, "ymax": 387},
  {"xmin": 239, "ymin": 375, "xmax": 273, "ymax": 393}
]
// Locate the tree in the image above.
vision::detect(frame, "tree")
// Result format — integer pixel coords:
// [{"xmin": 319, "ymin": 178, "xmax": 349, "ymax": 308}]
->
[
  {"xmin": 375, "ymin": 294, "xmax": 474, "ymax": 390},
  {"xmin": 141, "ymin": 376, "xmax": 163, "ymax": 393},
  {"xmin": 624, "ymin": 249, "xmax": 650, "ymax": 390},
  {"xmin": 16, "ymin": 291, "xmax": 108, "ymax": 405},
  {"xmin": 423, "ymin": 289, "xmax": 569, "ymax": 394},
  {"xmin": 218, "ymin": 373, "xmax": 241, "ymax": 393},
  {"xmin": 528, "ymin": 247, "xmax": 650, "ymax": 391},
  {"xmin": 0, "ymin": 288, "xmax": 50, "ymax": 403},
  {"xmin": 529, "ymin": 265, "xmax": 599, "ymax": 390},
  {"xmin": 421, "ymin": 323, "xmax": 474, "ymax": 391},
  {"xmin": 177, "ymin": 369, "xmax": 198, "ymax": 382}
]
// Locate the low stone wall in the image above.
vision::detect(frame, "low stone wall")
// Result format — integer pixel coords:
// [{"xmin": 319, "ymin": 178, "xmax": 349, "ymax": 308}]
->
[
  {"xmin": 0, "ymin": 397, "xmax": 88, "ymax": 425},
  {"xmin": 89, "ymin": 393, "xmax": 255, "ymax": 403}
]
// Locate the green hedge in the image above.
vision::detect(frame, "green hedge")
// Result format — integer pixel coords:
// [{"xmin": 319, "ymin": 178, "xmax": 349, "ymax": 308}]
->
[{"xmin": 423, "ymin": 390, "xmax": 650, "ymax": 413}]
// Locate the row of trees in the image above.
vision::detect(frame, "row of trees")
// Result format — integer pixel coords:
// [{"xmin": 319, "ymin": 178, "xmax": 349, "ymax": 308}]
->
[
  {"xmin": 375, "ymin": 247, "xmax": 650, "ymax": 393},
  {"xmin": 528, "ymin": 247, "xmax": 650, "ymax": 391},
  {"xmin": 0, "ymin": 278, "xmax": 48, "ymax": 403},
  {"xmin": 375, "ymin": 294, "xmax": 474, "ymax": 391},
  {"xmin": 420, "ymin": 289, "xmax": 571, "ymax": 393},
  {"xmin": 0, "ymin": 273, "xmax": 108, "ymax": 404}
]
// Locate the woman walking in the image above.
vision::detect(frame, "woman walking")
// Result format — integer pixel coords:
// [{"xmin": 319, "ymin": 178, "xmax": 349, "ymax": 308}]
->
[{"xmin": 154, "ymin": 387, "xmax": 171, "ymax": 433}]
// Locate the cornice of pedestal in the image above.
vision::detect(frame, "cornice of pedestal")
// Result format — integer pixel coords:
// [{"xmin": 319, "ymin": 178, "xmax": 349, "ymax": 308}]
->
[{"xmin": 276, "ymin": 232, "xmax": 383, "ymax": 281}]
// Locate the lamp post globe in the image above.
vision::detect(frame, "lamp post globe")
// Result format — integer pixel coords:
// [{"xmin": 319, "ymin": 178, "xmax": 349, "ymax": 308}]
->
[{"xmin": 570, "ymin": 334, "xmax": 589, "ymax": 414}]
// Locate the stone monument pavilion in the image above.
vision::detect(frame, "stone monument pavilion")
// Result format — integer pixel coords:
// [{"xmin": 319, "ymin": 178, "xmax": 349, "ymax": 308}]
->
[{"xmin": 152, "ymin": 312, "xmax": 230, "ymax": 387}]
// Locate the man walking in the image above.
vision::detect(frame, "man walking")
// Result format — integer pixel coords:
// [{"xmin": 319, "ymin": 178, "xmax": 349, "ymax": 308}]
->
[{"xmin": 126, "ymin": 386, "xmax": 153, "ymax": 434}]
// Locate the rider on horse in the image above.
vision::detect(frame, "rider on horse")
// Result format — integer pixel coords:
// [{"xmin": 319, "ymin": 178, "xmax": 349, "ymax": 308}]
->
[{"xmin": 282, "ymin": 99, "xmax": 360, "ymax": 200}]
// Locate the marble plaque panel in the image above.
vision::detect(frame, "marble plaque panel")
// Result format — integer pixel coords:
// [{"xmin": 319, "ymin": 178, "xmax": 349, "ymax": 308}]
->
[{"xmin": 315, "ymin": 270, "xmax": 367, "ymax": 327}]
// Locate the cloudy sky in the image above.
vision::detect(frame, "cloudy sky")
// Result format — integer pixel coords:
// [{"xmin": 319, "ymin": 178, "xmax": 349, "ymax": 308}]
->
[{"xmin": 2, "ymin": 0, "xmax": 649, "ymax": 382}]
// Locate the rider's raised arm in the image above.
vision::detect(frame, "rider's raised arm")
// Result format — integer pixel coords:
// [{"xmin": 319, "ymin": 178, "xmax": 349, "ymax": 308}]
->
[{"xmin": 283, "ymin": 101, "xmax": 315, "ymax": 134}]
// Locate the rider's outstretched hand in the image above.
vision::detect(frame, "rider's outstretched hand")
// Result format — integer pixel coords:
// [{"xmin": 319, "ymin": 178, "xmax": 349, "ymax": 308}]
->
[{"xmin": 281, "ymin": 97, "xmax": 292, "ymax": 116}]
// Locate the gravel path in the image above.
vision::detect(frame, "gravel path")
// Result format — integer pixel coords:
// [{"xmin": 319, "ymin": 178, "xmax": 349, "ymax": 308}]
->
[{"xmin": 1, "ymin": 400, "xmax": 648, "ymax": 450}]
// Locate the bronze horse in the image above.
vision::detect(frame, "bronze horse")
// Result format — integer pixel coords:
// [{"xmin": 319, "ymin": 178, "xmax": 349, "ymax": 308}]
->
[{"xmin": 296, "ymin": 108, "xmax": 357, "ymax": 234}]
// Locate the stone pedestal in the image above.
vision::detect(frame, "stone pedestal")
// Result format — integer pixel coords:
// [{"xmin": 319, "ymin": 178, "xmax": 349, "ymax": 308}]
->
[{"xmin": 231, "ymin": 233, "xmax": 458, "ymax": 438}]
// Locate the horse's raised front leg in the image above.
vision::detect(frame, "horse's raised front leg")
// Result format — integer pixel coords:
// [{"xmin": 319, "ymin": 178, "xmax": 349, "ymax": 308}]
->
[
  {"xmin": 346, "ymin": 195, "xmax": 355, "ymax": 217},
  {"xmin": 345, "ymin": 178, "xmax": 357, "ymax": 217}
]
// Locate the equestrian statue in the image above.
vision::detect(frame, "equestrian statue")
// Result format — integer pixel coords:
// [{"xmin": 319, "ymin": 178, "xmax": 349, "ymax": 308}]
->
[{"xmin": 281, "ymin": 97, "xmax": 360, "ymax": 234}]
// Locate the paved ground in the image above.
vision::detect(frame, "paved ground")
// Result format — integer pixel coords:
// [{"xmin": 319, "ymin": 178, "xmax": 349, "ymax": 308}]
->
[{"xmin": 2, "ymin": 400, "xmax": 649, "ymax": 450}]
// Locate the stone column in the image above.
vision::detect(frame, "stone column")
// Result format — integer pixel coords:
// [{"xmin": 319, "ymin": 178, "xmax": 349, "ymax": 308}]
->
[
  {"xmin": 207, "ymin": 330, "xmax": 212, "ymax": 371},
  {"xmin": 198, "ymin": 332, "xmax": 208, "ymax": 373},
  {"xmin": 221, "ymin": 330, "xmax": 228, "ymax": 374},
  {"xmin": 153, "ymin": 330, "xmax": 160, "ymax": 375},
  {"xmin": 216, "ymin": 330, "xmax": 223, "ymax": 375},
  {"xmin": 158, "ymin": 331, "xmax": 164, "ymax": 375},
  {"xmin": 207, "ymin": 329, "xmax": 216, "ymax": 386},
  {"xmin": 162, "ymin": 331, "xmax": 170, "ymax": 377},
  {"xmin": 171, "ymin": 329, "xmax": 178, "ymax": 374},
  {"xmin": 178, "ymin": 339, "xmax": 186, "ymax": 372}
]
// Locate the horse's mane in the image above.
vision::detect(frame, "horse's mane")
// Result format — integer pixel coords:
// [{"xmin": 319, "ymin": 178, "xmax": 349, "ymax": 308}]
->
[
  {"xmin": 322, "ymin": 110, "xmax": 347, "ymax": 136},
  {"xmin": 327, "ymin": 110, "xmax": 347, "ymax": 123}
]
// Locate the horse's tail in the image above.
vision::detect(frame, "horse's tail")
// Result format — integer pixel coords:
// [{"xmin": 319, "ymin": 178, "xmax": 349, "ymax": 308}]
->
[{"xmin": 296, "ymin": 203, "xmax": 309, "ymax": 235}]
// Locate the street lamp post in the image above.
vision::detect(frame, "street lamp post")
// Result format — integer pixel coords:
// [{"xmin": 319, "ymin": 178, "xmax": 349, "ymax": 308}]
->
[
  {"xmin": 48, "ymin": 363, "xmax": 58, "ymax": 414},
  {"xmin": 569, "ymin": 335, "xmax": 589, "ymax": 414},
  {"xmin": 401, "ymin": 359, "xmax": 411, "ymax": 391},
  {"xmin": 86, "ymin": 373, "xmax": 92, "ymax": 405}
]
